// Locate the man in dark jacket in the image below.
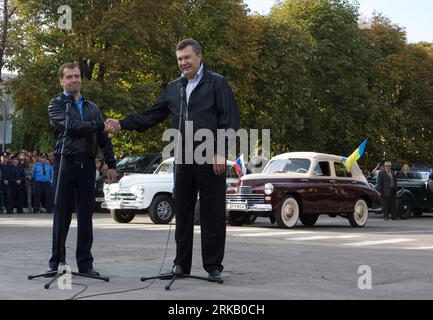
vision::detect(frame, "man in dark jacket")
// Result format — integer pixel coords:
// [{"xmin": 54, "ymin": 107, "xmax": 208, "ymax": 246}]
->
[
  {"xmin": 1, "ymin": 152, "xmax": 14, "ymax": 213},
  {"xmin": 11, "ymin": 155, "xmax": 25, "ymax": 213},
  {"xmin": 105, "ymin": 39, "xmax": 240, "ymax": 281},
  {"xmin": 46, "ymin": 62, "xmax": 117, "ymax": 276},
  {"xmin": 376, "ymin": 161, "xmax": 398, "ymax": 220}
]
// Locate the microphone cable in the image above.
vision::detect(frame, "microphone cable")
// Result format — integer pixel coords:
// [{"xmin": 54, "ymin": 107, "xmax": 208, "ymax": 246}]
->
[{"xmin": 67, "ymin": 222, "xmax": 174, "ymax": 300}]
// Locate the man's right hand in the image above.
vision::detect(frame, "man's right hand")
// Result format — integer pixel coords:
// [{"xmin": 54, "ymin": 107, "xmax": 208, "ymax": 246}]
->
[{"xmin": 105, "ymin": 119, "xmax": 121, "ymax": 134}]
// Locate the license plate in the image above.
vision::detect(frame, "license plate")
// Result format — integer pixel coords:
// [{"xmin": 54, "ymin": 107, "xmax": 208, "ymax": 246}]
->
[
  {"xmin": 95, "ymin": 197, "xmax": 105, "ymax": 202},
  {"xmin": 226, "ymin": 203, "xmax": 247, "ymax": 210},
  {"xmin": 106, "ymin": 201, "xmax": 122, "ymax": 209}
]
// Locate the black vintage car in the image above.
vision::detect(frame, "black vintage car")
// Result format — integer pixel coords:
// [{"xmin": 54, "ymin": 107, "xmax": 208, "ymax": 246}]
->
[{"xmin": 396, "ymin": 168, "xmax": 433, "ymax": 219}]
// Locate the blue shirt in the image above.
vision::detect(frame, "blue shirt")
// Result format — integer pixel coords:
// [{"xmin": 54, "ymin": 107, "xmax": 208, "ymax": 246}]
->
[
  {"xmin": 32, "ymin": 162, "xmax": 53, "ymax": 183},
  {"xmin": 184, "ymin": 64, "xmax": 204, "ymax": 104},
  {"xmin": 63, "ymin": 91, "xmax": 84, "ymax": 120}
]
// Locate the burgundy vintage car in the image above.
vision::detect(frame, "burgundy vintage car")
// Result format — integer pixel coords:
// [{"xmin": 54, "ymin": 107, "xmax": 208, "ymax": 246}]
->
[{"xmin": 226, "ymin": 152, "xmax": 381, "ymax": 228}]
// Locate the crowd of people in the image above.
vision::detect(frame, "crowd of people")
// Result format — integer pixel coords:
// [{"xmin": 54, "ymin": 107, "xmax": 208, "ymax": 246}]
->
[
  {"xmin": 0, "ymin": 149, "xmax": 55, "ymax": 214},
  {"xmin": 0, "ymin": 149, "xmax": 109, "ymax": 214}
]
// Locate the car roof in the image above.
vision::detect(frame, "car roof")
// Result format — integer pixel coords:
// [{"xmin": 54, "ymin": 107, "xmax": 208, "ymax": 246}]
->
[
  {"xmin": 160, "ymin": 157, "xmax": 234, "ymax": 165},
  {"xmin": 270, "ymin": 152, "xmax": 343, "ymax": 162}
]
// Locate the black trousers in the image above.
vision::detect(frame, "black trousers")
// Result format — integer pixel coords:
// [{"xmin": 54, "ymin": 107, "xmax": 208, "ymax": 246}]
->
[
  {"xmin": 34, "ymin": 181, "xmax": 53, "ymax": 212},
  {"xmin": 49, "ymin": 158, "xmax": 96, "ymax": 271},
  {"xmin": 174, "ymin": 164, "xmax": 226, "ymax": 274},
  {"xmin": 6, "ymin": 182, "xmax": 25, "ymax": 213},
  {"xmin": 381, "ymin": 193, "xmax": 397, "ymax": 219}
]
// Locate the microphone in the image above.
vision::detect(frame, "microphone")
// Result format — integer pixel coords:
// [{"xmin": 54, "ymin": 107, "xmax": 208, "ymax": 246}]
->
[
  {"xmin": 63, "ymin": 94, "xmax": 75, "ymax": 105},
  {"xmin": 63, "ymin": 94, "xmax": 75, "ymax": 116}
]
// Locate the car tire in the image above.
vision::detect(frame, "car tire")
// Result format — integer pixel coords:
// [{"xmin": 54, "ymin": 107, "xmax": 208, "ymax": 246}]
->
[
  {"xmin": 226, "ymin": 211, "xmax": 249, "ymax": 226},
  {"xmin": 148, "ymin": 195, "xmax": 175, "ymax": 224},
  {"xmin": 275, "ymin": 196, "xmax": 300, "ymax": 229},
  {"xmin": 299, "ymin": 213, "xmax": 318, "ymax": 227},
  {"xmin": 246, "ymin": 214, "xmax": 257, "ymax": 225},
  {"xmin": 110, "ymin": 209, "xmax": 135, "ymax": 223},
  {"xmin": 398, "ymin": 196, "xmax": 413, "ymax": 220},
  {"xmin": 349, "ymin": 199, "xmax": 368, "ymax": 227},
  {"xmin": 413, "ymin": 210, "xmax": 423, "ymax": 217}
]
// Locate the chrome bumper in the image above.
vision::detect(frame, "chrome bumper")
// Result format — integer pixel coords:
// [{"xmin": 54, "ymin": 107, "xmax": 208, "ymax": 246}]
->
[{"xmin": 103, "ymin": 200, "xmax": 146, "ymax": 210}]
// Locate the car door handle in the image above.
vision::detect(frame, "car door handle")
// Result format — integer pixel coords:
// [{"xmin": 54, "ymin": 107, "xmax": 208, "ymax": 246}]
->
[
  {"xmin": 301, "ymin": 179, "xmax": 309, "ymax": 182},
  {"xmin": 329, "ymin": 180, "xmax": 335, "ymax": 183},
  {"xmin": 352, "ymin": 181, "xmax": 358, "ymax": 184}
]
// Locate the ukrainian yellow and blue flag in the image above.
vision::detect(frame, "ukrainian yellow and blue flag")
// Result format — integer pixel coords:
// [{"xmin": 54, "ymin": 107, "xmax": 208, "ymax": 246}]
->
[{"xmin": 341, "ymin": 139, "xmax": 368, "ymax": 172}]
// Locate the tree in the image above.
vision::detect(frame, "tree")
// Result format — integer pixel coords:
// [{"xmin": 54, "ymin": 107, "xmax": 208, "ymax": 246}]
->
[
  {"xmin": 271, "ymin": 0, "xmax": 376, "ymax": 158},
  {"xmin": 0, "ymin": 0, "xmax": 16, "ymax": 81}
]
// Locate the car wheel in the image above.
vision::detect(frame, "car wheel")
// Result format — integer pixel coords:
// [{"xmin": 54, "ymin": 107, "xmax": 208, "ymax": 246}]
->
[
  {"xmin": 413, "ymin": 210, "xmax": 423, "ymax": 217},
  {"xmin": 299, "ymin": 213, "xmax": 318, "ymax": 227},
  {"xmin": 149, "ymin": 195, "xmax": 175, "ymax": 224},
  {"xmin": 245, "ymin": 214, "xmax": 257, "ymax": 225},
  {"xmin": 226, "ymin": 211, "xmax": 248, "ymax": 226},
  {"xmin": 110, "ymin": 209, "xmax": 135, "ymax": 223},
  {"xmin": 349, "ymin": 199, "xmax": 368, "ymax": 227},
  {"xmin": 275, "ymin": 196, "xmax": 300, "ymax": 229},
  {"xmin": 398, "ymin": 196, "xmax": 413, "ymax": 220}
]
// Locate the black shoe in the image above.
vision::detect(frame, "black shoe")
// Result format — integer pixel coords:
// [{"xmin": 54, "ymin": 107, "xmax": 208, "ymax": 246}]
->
[
  {"xmin": 208, "ymin": 270, "xmax": 222, "ymax": 282},
  {"xmin": 79, "ymin": 268, "xmax": 100, "ymax": 276},
  {"xmin": 44, "ymin": 267, "xmax": 58, "ymax": 278},
  {"xmin": 33, "ymin": 209, "xmax": 40, "ymax": 214},
  {"xmin": 384, "ymin": 217, "xmax": 389, "ymax": 221},
  {"xmin": 172, "ymin": 265, "xmax": 185, "ymax": 276}
]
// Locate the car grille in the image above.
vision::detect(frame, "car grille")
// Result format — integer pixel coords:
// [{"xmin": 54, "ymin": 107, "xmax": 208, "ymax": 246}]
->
[
  {"xmin": 236, "ymin": 186, "xmax": 252, "ymax": 194},
  {"xmin": 226, "ymin": 193, "xmax": 265, "ymax": 205},
  {"xmin": 109, "ymin": 193, "xmax": 137, "ymax": 201}
]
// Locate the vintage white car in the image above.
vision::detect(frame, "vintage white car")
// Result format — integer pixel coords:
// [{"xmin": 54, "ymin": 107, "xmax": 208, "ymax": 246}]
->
[{"xmin": 103, "ymin": 157, "xmax": 240, "ymax": 224}]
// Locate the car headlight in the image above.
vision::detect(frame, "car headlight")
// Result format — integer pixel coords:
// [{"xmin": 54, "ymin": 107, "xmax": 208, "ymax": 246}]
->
[
  {"xmin": 264, "ymin": 183, "xmax": 274, "ymax": 195},
  {"xmin": 136, "ymin": 185, "xmax": 145, "ymax": 196}
]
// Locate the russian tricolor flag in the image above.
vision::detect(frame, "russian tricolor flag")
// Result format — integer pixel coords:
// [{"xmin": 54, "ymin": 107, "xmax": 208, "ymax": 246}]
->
[{"xmin": 233, "ymin": 154, "xmax": 247, "ymax": 176}]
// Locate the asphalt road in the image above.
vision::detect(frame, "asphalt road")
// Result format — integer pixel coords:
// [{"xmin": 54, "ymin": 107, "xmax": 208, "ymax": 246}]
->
[{"xmin": 1, "ymin": 212, "xmax": 433, "ymax": 300}]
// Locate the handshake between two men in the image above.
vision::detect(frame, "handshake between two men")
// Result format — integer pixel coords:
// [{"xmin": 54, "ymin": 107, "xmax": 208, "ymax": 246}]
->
[
  {"xmin": 104, "ymin": 119, "xmax": 121, "ymax": 134},
  {"xmin": 103, "ymin": 118, "xmax": 226, "ymax": 176}
]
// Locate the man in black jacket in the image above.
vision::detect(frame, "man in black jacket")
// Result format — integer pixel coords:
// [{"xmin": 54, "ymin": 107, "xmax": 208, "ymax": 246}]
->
[
  {"xmin": 105, "ymin": 39, "xmax": 240, "ymax": 281},
  {"xmin": 376, "ymin": 161, "xmax": 398, "ymax": 220},
  {"xmin": 47, "ymin": 63, "xmax": 117, "ymax": 276}
]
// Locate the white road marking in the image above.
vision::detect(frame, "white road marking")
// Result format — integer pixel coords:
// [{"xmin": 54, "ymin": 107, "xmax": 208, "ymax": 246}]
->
[
  {"xmin": 226, "ymin": 227, "xmax": 278, "ymax": 232},
  {"xmin": 404, "ymin": 246, "xmax": 433, "ymax": 250},
  {"xmin": 97, "ymin": 225, "xmax": 171, "ymax": 231},
  {"xmin": 235, "ymin": 231, "xmax": 314, "ymax": 237},
  {"xmin": 342, "ymin": 238, "xmax": 415, "ymax": 246},
  {"xmin": 287, "ymin": 234, "xmax": 362, "ymax": 241}
]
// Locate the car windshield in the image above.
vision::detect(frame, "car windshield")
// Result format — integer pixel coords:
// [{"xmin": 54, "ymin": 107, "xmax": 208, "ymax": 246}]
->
[
  {"xmin": 116, "ymin": 155, "xmax": 156, "ymax": 173},
  {"xmin": 397, "ymin": 171, "xmax": 429, "ymax": 180},
  {"xmin": 154, "ymin": 161, "xmax": 174, "ymax": 174},
  {"xmin": 263, "ymin": 158, "xmax": 311, "ymax": 174}
]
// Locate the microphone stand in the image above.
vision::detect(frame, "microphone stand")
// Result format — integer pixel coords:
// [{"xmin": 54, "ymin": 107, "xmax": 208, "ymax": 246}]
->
[
  {"xmin": 28, "ymin": 99, "xmax": 109, "ymax": 288},
  {"xmin": 140, "ymin": 79, "xmax": 223, "ymax": 290}
]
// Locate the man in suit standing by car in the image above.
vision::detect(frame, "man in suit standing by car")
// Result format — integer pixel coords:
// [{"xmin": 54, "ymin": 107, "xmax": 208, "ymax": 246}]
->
[{"xmin": 376, "ymin": 161, "xmax": 398, "ymax": 220}]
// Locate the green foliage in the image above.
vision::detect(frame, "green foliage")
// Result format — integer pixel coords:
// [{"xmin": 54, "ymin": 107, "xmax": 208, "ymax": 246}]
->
[{"xmin": 2, "ymin": 0, "xmax": 433, "ymax": 171}]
